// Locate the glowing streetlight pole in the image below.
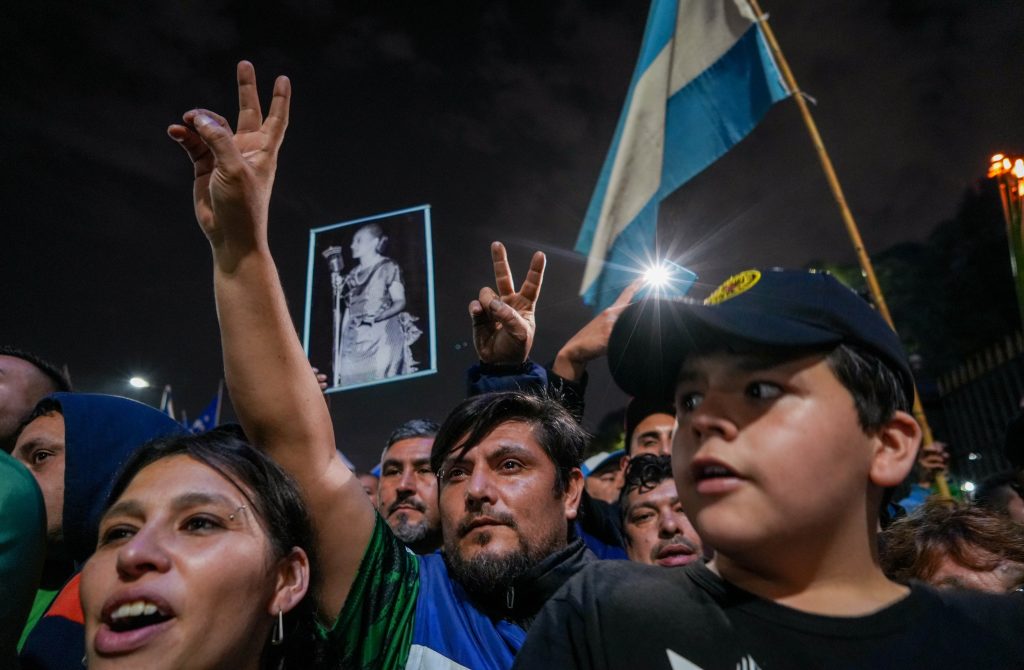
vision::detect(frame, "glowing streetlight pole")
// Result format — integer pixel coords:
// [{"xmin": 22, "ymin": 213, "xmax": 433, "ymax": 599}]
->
[{"xmin": 989, "ymin": 154, "xmax": 1024, "ymax": 327}]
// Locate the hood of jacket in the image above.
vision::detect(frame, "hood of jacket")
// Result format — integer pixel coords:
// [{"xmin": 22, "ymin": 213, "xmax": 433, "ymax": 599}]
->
[{"xmin": 52, "ymin": 392, "xmax": 187, "ymax": 565}]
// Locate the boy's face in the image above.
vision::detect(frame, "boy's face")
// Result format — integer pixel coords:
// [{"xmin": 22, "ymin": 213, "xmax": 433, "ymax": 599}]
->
[{"xmin": 671, "ymin": 351, "xmax": 879, "ymax": 559}]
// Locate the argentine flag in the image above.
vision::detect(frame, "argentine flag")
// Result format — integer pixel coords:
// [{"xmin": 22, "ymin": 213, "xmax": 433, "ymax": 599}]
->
[{"xmin": 577, "ymin": 0, "xmax": 790, "ymax": 308}]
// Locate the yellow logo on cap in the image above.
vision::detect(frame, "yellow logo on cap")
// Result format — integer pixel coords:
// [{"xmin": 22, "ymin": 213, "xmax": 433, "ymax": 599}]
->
[{"xmin": 704, "ymin": 270, "xmax": 761, "ymax": 305}]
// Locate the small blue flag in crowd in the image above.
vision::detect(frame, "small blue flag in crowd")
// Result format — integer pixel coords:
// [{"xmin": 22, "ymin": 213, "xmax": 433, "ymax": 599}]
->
[
  {"xmin": 159, "ymin": 384, "xmax": 175, "ymax": 419},
  {"xmin": 190, "ymin": 381, "xmax": 224, "ymax": 433},
  {"xmin": 576, "ymin": 0, "xmax": 791, "ymax": 309}
]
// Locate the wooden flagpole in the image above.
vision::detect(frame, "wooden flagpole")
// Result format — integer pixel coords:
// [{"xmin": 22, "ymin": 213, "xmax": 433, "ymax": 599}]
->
[{"xmin": 747, "ymin": 0, "xmax": 950, "ymax": 497}]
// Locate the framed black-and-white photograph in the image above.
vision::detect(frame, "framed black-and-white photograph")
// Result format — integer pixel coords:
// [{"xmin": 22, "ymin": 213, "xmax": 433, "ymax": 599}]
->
[{"xmin": 303, "ymin": 205, "xmax": 437, "ymax": 393}]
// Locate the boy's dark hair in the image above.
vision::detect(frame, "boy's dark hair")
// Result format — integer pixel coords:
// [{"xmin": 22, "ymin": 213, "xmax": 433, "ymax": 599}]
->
[
  {"xmin": 430, "ymin": 391, "xmax": 587, "ymax": 496},
  {"xmin": 618, "ymin": 454, "xmax": 673, "ymax": 526},
  {"xmin": 105, "ymin": 425, "xmax": 322, "ymax": 666},
  {"xmin": 386, "ymin": 418, "xmax": 440, "ymax": 449},
  {"xmin": 0, "ymin": 345, "xmax": 72, "ymax": 392},
  {"xmin": 880, "ymin": 498, "xmax": 1024, "ymax": 587},
  {"xmin": 825, "ymin": 344, "xmax": 911, "ymax": 433}
]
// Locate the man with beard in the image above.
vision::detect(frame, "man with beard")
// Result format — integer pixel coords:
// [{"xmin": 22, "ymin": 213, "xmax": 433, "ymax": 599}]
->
[
  {"xmin": 620, "ymin": 454, "xmax": 703, "ymax": 567},
  {"xmin": 376, "ymin": 419, "xmax": 441, "ymax": 554},
  {"xmin": 170, "ymin": 61, "xmax": 590, "ymax": 670}
]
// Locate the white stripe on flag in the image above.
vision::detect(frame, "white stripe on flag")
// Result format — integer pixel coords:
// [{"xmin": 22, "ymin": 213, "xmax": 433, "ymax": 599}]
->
[{"xmin": 577, "ymin": 0, "xmax": 789, "ymax": 307}]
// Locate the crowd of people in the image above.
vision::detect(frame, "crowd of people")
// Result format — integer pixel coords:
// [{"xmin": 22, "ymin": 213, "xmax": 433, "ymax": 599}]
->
[{"xmin": 3, "ymin": 61, "xmax": 1024, "ymax": 670}]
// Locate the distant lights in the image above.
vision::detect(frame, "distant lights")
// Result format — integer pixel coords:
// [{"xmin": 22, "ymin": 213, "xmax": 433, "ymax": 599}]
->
[
  {"xmin": 967, "ymin": 452, "xmax": 982, "ymax": 461},
  {"xmin": 128, "ymin": 376, "xmax": 150, "ymax": 389}
]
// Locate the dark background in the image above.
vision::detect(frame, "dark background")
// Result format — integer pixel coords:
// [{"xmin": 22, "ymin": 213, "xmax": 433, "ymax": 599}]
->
[{"xmin": 3, "ymin": 1, "xmax": 1023, "ymax": 468}]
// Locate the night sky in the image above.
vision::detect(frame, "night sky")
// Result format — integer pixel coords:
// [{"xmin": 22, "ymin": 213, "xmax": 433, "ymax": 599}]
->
[{"xmin": 4, "ymin": 1, "xmax": 1023, "ymax": 468}]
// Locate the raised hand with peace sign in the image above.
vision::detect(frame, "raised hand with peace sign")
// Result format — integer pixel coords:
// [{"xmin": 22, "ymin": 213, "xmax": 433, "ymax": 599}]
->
[{"xmin": 468, "ymin": 242, "xmax": 546, "ymax": 364}]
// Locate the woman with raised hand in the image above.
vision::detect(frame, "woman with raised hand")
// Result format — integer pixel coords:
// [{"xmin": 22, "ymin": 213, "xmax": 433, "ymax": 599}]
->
[{"xmin": 79, "ymin": 428, "xmax": 318, "ymax": 669}]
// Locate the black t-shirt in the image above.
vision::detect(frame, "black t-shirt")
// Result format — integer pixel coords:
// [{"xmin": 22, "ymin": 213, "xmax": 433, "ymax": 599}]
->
[{"xmin": 513, "ymin": 560, "xmax": 1024, "ymax": 670}]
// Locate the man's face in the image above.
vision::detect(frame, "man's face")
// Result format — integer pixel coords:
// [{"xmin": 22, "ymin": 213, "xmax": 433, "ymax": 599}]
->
[
  {"xmin": 930, "ymin": 552, "xmax": 1024, "ymax": 594},
  {"xmin": 623, "ymin": 477, "xmax": 702, "ymax": 567},
  {"xmin": 585, "ymin": 464, "xmax": 622, "ymax": 504},
  {"xmin": 0, "ymin": 355, "xmax": 56, "ymax": 452},
  {"xmin": 14, "ymin": 412, "xmax": 67, "ymax": 547},
  {"xmin": 378, "ymin": 436, "xmax": 440, "ymax": 550},
  {"xmin": 671, "ymin": 352, "xmax": 884, "ymax": 560},
  {"xmin": 438, "ymin": 421, "xmax": 582, "ymax": 595},
  {"xmin": 629, "ymin": 413, "xmax": 675, "ymax": 458}
]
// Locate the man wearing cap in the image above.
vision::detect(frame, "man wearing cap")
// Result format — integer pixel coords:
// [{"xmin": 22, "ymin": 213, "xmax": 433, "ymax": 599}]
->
[
  {"xmin": 582, "ymin": 450, "xmax": 625, "ymax": 503},
  {"xmin": 515, "ymin": 268, "xmax": 1024, "ymax": 669}
]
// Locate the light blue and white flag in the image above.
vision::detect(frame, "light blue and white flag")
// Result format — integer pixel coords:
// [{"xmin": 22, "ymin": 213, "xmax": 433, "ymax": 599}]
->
[
  {"xmin": 577, "ymin": 0, "xmax": 790, "ymax": 308},
  {"xmin": 190, "ymin": 382, "xmax": 223, "ymax": 433}
]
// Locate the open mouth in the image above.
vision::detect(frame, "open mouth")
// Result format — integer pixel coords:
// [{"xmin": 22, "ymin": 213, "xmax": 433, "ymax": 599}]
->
[
  {"xmin": 95, "ymin": 599, "xmax": 176, "ymax": 655},
  {"xmin": 108, "ymin": 601, "xmax": 173, "ymax": 632},
  {"xmin": 691, "ymin": 460, "xmax": 743, "ymax": 494}
]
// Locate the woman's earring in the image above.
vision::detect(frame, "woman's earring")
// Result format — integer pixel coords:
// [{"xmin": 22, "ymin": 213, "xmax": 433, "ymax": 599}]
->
[{"xmin": 271, "ymin": 607, "xmax": 285, "ymax": 646}]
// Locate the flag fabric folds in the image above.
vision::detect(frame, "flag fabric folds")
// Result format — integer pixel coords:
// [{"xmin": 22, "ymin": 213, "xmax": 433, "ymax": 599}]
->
[{"xmin": 577, "ymin": 0, "xmax": 790, "ymax": 308}]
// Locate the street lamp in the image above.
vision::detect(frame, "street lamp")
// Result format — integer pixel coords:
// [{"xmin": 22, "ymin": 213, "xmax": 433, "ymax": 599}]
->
[
  {"xmin": 988, "ymin": 153, "xmax": 1024, "ymax": 326},
  {"xmin": 128, "ymin": 376, "xmax": 150, "ymax": 389}
]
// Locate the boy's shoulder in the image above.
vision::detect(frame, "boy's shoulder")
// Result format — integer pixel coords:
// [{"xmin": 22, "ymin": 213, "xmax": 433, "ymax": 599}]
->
[{"xmin": 518, "ymin": 561, "xmax": 1024, "ymax": 670}]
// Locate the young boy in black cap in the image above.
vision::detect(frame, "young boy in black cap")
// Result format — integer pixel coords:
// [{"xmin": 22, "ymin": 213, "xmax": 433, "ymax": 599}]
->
[{"xmin": 513, "ymin": 268, "xmax": 1024, "ymax": 669}]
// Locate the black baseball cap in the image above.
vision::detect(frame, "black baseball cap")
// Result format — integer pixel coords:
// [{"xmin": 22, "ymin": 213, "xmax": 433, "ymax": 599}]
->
[{"xmin": 607, "ymin": 268, "xmax": 915, "ymax": 403}]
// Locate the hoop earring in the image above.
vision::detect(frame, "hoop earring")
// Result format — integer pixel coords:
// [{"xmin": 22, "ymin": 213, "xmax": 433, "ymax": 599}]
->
[
  {"xmin": 375, "ymin": 236, "xmax": 388, "ymax": 254},
  {"xmin": 271, "ymin": 607, "xmax": 284, "ymax": 646}
]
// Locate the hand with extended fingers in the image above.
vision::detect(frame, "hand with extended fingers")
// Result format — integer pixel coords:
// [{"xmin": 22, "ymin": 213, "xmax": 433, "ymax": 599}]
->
[
  {"xmin": 166, "ymin": 61, "xmax": 290, "ymax": 270},
  {"xmin": 552, "ymin": 279, "xmax": 643, "ymax": 381},
  {"xmin": 469, "ymin": 242, "xmax": 546, "ymax": 365}
]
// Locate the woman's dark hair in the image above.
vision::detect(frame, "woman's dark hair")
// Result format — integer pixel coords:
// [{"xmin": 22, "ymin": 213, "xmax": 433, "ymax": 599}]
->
[
  {"xmin": 104, "ymin": 425, "xmax": 322, "ymax": 667},
  {"xmin": 430, "ymin": 391, "xmax": 587, "ymax": 496}
]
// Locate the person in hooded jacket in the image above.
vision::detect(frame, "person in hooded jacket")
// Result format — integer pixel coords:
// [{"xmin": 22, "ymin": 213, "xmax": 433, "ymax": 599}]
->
[{"xmin": 13, "ymin": 393, "xmax": 185, "ymax": 668}]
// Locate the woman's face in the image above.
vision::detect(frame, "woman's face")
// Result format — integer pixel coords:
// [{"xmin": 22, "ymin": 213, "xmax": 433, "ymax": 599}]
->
[
  {"xmin": 350, "ymin": 228, "xmax": 379, "ymax": 260},
  {"xmin": 81, "ymin": 455, "xmax": 284, "ymax": 670}
]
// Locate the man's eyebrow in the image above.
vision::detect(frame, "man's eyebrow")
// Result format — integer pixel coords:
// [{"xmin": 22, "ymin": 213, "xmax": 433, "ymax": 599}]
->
[
  {"xmin": 14, "ymin": 436, "xmax": 64, "ymax": 455},
  {"xmin": 488, "ymin": 443, "xmax": 534, "ymax": 461},
  {"xmin": 625, "ymin": 500, "xmax": 660, "ymax": 518}
]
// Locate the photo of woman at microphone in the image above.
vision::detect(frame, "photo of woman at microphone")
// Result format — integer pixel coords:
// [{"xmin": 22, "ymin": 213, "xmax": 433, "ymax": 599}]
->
[{"xmin": 309, "ymin": 206, "xmax": 435, "ymax": 392}]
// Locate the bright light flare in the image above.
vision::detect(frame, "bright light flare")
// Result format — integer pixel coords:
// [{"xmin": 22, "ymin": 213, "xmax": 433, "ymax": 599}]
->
[
  {"xmin": 128, "ymin": 376, "xmax": 150, "ymax": 389},
  {"xmin": 643, "ymin": 263, "xmax": 673, "ymax": 288},
  {"xmin": 961, "ymin": 481, "xmax": 976, "ymax": 493},
  {"xmin": 1013, "ymin": 159, "xmax": 1024, "ymax": 179}
]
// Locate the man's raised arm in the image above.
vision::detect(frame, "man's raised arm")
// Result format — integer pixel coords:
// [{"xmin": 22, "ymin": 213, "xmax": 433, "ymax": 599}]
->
[{"xmin": 167, "ymin": 61, "xmax": 374, "ymax": 617}]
